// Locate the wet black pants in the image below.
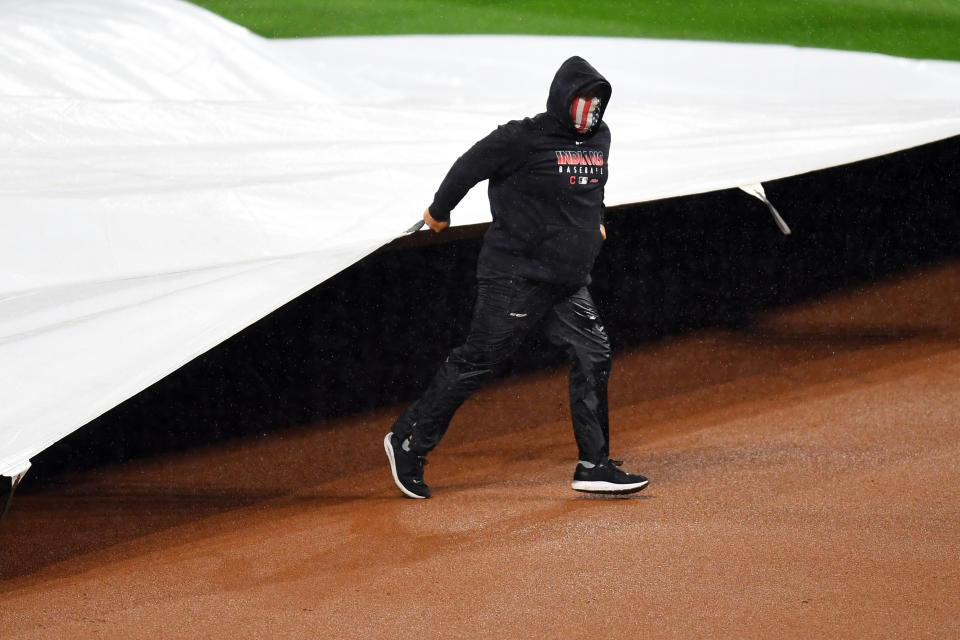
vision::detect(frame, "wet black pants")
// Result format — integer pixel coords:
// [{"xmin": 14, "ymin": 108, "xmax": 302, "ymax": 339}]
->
[{"xmin": 391, "ymin": 275, "xmax": 611, "ymax": 464}]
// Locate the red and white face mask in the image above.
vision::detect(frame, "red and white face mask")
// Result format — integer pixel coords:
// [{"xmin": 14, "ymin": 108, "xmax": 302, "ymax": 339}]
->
[{"xmin": 571, "ymin": 95, "xmax": 601, "ymax": 133}]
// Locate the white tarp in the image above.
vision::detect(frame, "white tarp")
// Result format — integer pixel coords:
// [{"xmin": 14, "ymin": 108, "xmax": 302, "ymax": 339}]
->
[{"xmin": 2, "ymin": 0, "xmax": 960, "ymax": 477}]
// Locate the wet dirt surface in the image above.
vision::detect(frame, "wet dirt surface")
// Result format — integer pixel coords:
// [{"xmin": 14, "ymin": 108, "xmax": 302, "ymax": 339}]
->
[{"xmin": 1, "ymin": 261, "xmax": 958, "ymax": 638}]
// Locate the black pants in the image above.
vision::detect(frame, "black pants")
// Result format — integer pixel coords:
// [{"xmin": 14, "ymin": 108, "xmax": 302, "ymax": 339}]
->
[{"xmin": 391, "ymin": 275, "xmax": 611, "ymax": 464}]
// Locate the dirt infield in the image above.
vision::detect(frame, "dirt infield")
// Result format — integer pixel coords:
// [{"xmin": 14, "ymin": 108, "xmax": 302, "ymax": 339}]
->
[{"xmin": 1, "ymin": 260, "xmax": 958, "ymax": 638}]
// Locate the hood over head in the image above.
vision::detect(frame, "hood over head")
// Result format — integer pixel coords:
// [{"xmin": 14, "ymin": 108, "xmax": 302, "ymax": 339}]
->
[{"xmin": 546, "ymin": 56, "xmax": 612, "ymax": 134}]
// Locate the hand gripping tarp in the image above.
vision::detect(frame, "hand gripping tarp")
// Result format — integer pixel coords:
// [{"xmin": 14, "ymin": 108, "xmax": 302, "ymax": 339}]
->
[{"xmin": 2, "ymin": 0, "xmax": 960, "ymax": 477}]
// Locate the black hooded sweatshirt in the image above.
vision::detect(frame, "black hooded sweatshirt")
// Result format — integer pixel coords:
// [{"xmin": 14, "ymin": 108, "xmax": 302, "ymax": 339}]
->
[{"xmin": 428, "ymin": 56, "xmax": 612, "ymax": 286}]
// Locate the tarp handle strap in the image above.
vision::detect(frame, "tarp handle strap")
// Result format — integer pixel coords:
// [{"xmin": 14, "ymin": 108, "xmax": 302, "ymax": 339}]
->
[
  {"xmin": 0, "ymin": 467, "xmax": 29, "ymax": 528},
  {"xmin": 404, "ymin": 219, "xmax": 425, "ymax": 235},
  {"xmin": 739, "ymin": 183, "xmax": 791, "ymax": 235}
]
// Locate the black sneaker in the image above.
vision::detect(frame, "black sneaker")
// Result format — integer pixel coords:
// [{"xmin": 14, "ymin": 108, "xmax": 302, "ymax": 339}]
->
[
  {"xmin": 571, "ymin": 459, "xmax": 649, "ymax": 494},
  {"xmin": 384, "ymin": 432, "xmax": 430, "ymax": 499}
]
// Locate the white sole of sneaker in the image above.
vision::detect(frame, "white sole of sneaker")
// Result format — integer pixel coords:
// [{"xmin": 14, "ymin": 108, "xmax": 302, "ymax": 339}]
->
[
  {"xmin": 571, "ymin": 479, "xmax": 649, "ymax": 494},
  {"xmin": 383, "ymin": 432, "xmax": 428, "ymax": 499}
]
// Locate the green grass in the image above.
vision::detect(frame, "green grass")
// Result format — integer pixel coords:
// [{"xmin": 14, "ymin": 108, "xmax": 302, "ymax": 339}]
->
[{"xmin": 189, "ymin": 0, "xmax": 960, "ymax": 61}]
